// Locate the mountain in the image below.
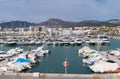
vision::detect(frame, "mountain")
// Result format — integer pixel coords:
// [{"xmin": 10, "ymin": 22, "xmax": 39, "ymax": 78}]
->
[
  {"xmin": 107, "ymin": 19, "xmax": 120, "ymax": 24},
  {"xmin": 1, "ymin": 18, "xmax": 120, "ymax": 28},
  {"xmin": 39, "ymin": 18, "xmax": 76, "ymax": 27},
  {"xmin": 0, "ymin": 21, "xmax": 35, "ymax": 28},
  {"xmin": 39, "ymin": 18, "xmax": 120, "ymax": 27}
]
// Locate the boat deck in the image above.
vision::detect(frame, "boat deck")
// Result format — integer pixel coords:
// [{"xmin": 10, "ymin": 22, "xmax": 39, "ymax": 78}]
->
[
  {"xmin": 0, "ymin": 52, "xmax": 25, "ymax": 65},
  {"xmin": 100, "ymin": 51, "xmax": 120, "ymax": 66}
]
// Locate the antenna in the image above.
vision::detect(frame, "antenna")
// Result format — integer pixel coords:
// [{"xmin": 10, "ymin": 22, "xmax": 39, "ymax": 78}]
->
[
  {"xmin": 23, "ymin": 22, "xmax": 26, "ymax": 27},
  {"xmin": 1, "ymin": 18, "xmax": 4, "ymax": 27},
  {"xmin": 12, "ymin": 22, "xmax": 13, "ymax": 28}
]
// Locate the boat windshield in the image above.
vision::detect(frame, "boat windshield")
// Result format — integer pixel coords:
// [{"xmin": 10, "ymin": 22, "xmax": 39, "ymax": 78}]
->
[{"xmin": 106, "ymin": 60, "xmax": 116, "ymax": 63}]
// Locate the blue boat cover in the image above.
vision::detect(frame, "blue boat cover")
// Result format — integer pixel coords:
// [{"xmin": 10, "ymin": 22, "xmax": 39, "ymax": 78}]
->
[{"xmin": 16, "ymin": 58, "xmax": 30, "ymax": 63}]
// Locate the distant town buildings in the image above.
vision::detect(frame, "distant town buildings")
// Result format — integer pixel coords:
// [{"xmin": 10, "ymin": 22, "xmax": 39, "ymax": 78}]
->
[{"xmin": 0, "ymin": 25, "xmax": 119, "ymax": 37}]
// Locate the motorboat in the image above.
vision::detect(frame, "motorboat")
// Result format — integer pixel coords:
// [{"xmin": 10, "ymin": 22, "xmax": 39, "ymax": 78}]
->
[{"xmin": 89, "ymin": 60, "xmax": 119, "ymax": 73}]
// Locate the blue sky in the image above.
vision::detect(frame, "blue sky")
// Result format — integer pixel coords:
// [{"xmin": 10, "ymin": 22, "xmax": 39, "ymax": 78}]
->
[{"xmin": 0, "ymin": 0, "xmax": 120, "ymax": 23}]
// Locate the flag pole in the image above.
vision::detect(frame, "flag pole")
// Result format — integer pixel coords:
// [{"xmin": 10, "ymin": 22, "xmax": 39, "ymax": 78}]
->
[{"xmin": 65, "ymin": 66, "xmax": 67, "ymax": 74}]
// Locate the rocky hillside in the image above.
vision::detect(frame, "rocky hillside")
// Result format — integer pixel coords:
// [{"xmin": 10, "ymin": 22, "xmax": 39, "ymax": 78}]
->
[
  {"xmin": 39, "ymin": 18, "xmax": 120, "ymax": 27},
  {"xmin": 1, "ymin": 18, "xmax": 120, "ymax": 28},
  {"xmin": 0, "ymin": 21, "xmax": 35, "ymax": 28}
]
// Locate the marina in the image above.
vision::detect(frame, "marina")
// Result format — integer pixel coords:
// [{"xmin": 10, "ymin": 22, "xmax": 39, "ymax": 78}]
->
[
  {"xmin": 0, "ymin": 38, "xmax": 119, "ymax": 74},
  {"xmin": 1, "ymin": 0, "xmax": 120, "ymax": 78}
]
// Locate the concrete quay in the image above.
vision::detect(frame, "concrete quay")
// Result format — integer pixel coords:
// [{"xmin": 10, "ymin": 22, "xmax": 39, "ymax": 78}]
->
[{"xmin": 0, "ymin": 72, "xmax": 119, "ymax": 79}]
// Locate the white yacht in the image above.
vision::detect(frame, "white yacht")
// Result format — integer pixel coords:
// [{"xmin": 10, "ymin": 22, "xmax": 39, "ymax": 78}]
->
[{"xmin": 89, "ymin": 60, "xmax": 119, "ymax": 73}]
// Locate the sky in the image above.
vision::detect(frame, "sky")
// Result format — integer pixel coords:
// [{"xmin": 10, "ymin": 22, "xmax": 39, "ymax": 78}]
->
[{"xmin": 0, "ymin": 0, "xmax": 120, "ymax": 23}]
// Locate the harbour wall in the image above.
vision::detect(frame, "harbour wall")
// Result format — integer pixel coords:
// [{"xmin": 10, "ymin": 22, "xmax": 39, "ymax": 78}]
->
[
  {"xmin": 0, "ymin": 72, "xmax": 119, "ymax": 79},
  {"xmin": 110, "ymin": 36, "xmax": 120, "ymax": 40}
]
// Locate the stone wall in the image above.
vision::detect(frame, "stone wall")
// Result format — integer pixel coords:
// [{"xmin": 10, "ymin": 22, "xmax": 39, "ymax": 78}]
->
[{"xmin": 0, "ymin": 72, "xmax": 119, "ymax": 79}]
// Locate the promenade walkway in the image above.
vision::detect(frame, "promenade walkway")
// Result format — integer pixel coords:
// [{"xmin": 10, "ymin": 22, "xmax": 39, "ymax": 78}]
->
[{"xmin": 0, "ymin": 72, "xmax": 119, "ymax": 79}]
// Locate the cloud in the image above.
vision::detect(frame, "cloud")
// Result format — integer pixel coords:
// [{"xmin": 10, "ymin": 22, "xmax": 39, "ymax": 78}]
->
[{"xmin": 0, "ymin": 0, "xmax": 120, "ymax": 22}]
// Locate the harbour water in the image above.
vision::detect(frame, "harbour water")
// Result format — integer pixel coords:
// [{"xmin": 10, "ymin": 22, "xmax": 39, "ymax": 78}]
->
[{"xmin": 0, "ymin": 39, "xmax": 120, "ymax": 74}]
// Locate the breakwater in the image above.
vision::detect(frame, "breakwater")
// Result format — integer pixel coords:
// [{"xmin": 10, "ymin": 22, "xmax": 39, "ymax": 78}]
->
[
  {"xmin": 111, "ymin": 36, "xmax": 120, "ymax": 40},
  {"xmin": 0, "ymin": 72, "xmax": 119, "ymax": 79}
]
